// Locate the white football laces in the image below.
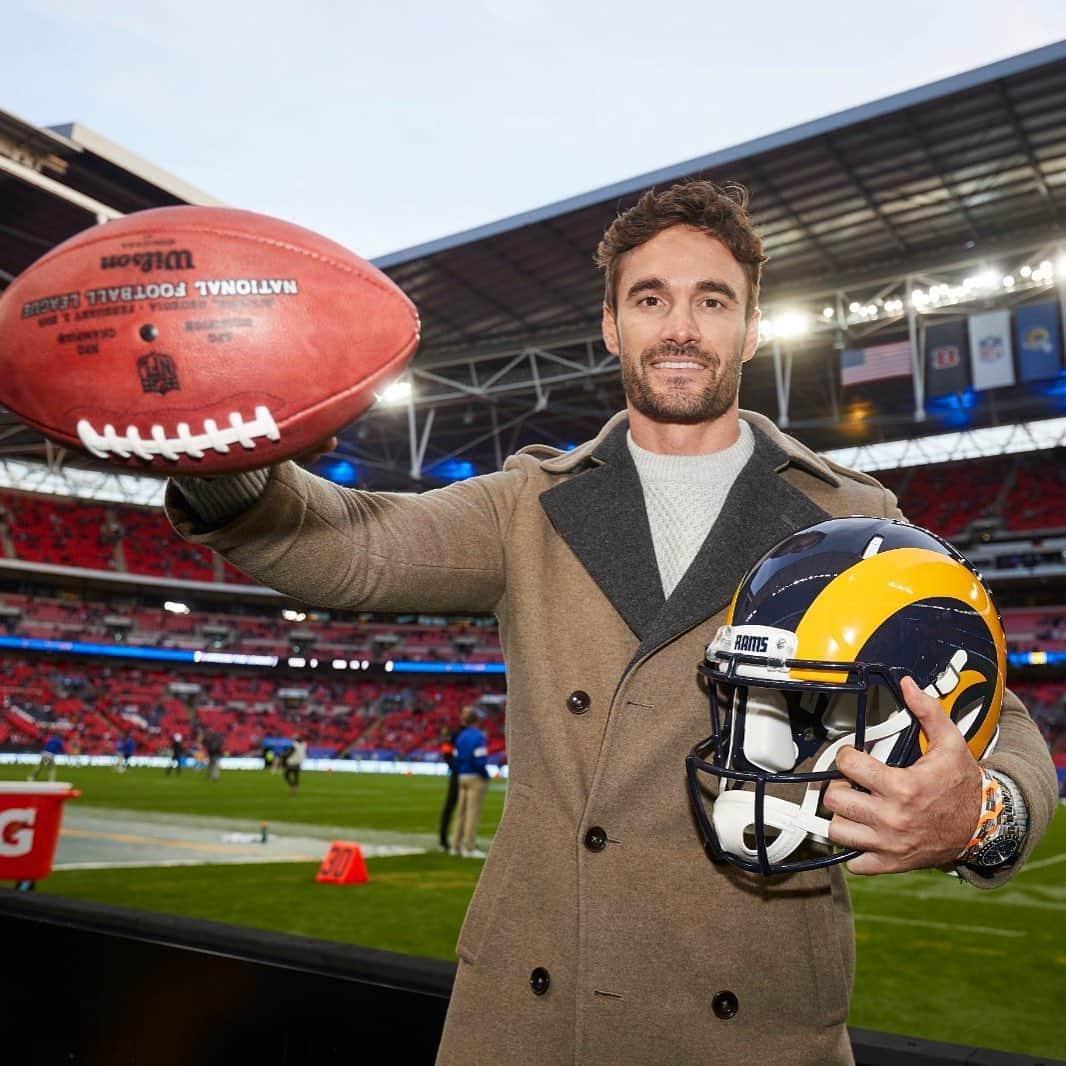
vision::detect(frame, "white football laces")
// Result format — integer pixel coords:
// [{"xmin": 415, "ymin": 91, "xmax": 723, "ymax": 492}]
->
[{"xmin": 76, "ymin": 406, "xmax": 281, "ymax": 462}]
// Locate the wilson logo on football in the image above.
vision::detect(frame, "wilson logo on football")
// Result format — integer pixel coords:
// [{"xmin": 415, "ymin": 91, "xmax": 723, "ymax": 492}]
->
[
  {"xmin": 0, "ymin": 807, "xmax": 37, "ymax": 858},
  {"xmin": 99, "ymin": 249, "xmax": 195, "ymax": 273}
]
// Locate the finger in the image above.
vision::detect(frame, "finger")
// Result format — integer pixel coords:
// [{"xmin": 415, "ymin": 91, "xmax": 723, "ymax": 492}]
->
[
  {"xmin": 845, "ymin": 851, "xmax": 906, "ymax": 877},
  {"xmin": 297, "ymin": 435, "xmax": 339, "ymax": 465},
  {"xmin": 823, "ymin": 779, "xmax": 881, "ymax": 825},
  {"xmin": 826, "ymin": 812, "xmax": 883, "ymax": 854},
  {"xmin": 900, "ymin": 675, "xmax": 960, "ymax": 750},
  {"xmin": 834, "ymin": 745, "xmax": 897, "ymax": 795}
]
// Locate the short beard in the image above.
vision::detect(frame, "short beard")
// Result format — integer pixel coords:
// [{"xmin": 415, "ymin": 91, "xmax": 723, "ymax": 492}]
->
[{"xmin": 621, "ymin": 341, "xmax": 743, "ymax": 425}]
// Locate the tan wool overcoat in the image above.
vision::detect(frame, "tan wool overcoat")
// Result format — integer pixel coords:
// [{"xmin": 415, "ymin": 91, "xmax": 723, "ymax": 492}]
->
[{"xmin": 167, "ymin": 409, "xmax": 1059, "ymax": 1066}]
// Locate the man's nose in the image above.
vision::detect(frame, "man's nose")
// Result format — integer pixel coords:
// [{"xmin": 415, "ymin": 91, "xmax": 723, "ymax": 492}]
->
[{"xmin": 661, "ymin": 303, "xmax": 700, "ymax": 346}]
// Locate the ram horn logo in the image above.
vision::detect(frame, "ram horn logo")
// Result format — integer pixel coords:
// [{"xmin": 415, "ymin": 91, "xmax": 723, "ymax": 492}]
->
[{"xmin": 137, "ymin": 352, "xmax": 180, "ymax": 395}]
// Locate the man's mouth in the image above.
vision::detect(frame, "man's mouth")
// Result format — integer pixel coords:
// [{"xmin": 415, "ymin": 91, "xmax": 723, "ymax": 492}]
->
[{"xmin": 651, "ymin": 360, "xmax": 706, "ymax": 370}]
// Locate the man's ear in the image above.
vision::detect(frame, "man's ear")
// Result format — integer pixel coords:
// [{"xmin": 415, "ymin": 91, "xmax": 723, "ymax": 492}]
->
[
  {"xmin": 602, "ymin": 303, "xmax": 620, "ymax": 357},
  {"xmin": 741, "ymin": 308, "xmax": 761, "ymax": 363}
]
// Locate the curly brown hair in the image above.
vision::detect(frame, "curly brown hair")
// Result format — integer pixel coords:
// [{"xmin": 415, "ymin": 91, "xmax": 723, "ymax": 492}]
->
[{"xmin": 594, "ymin": 180, "xmax": 767, "ymax": 320}]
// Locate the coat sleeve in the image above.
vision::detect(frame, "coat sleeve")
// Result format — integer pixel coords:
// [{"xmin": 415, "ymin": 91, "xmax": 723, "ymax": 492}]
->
[
  {"xmin": 956, "ymin": 685, "xmax": 1059, "ymax": 888},
  {"xmin": 880, "ymin": 487, "xmax": 1059, "ymax": 886},
  {"xmin": 164, "ymin": 457, "xmax": 532, "ymax": 614}
]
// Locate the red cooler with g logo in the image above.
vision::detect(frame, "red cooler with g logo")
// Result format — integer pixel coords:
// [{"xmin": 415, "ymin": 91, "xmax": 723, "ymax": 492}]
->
[{"xmin": 0, "ymin": 782, "xmax": 80, "ymax": 882}]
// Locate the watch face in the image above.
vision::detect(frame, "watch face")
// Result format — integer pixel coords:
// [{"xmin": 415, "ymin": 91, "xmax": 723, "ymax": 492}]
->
[{"xmin": 975, "ymin": 835, "xmax": 1019, "ymax": 868}]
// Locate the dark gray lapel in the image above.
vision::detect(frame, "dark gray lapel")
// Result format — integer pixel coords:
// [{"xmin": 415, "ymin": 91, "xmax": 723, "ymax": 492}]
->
[
  {"xmin": 539, "ymin": 419, "xmax": 830, "ymax": 652},
  {"xmin": 634, "ymin": 428, "xmax": 830, "ymax": 660},
  {"xmin": 539, "ymin": 421, "xmax": 665, "ymax": 639}
]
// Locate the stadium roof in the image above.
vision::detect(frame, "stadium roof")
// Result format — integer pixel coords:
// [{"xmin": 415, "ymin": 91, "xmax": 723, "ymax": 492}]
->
[{"xmin": 2, "ymin": 41, "xmax": 1066, "ymax": 496}]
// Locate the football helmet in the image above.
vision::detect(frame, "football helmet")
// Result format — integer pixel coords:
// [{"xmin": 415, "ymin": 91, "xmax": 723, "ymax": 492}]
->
[{"xmin": 685, "ymin": 516, "xmax": 1005, "ymax": 876}]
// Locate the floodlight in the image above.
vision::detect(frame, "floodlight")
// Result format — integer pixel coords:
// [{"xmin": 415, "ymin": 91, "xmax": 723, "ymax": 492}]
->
[
  {"xmin": 381, "ymin": 380, "xmax": 413, "ymax": 406},
  {"xmin": 774, "ymin": 310, "xmax": 810, "ymax": 338}
]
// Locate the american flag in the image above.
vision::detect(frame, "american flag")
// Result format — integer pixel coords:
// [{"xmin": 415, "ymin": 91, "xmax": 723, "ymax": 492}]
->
[{"xmin": 840, "ymin": 341, "xmax": 914, "ymax": 386}]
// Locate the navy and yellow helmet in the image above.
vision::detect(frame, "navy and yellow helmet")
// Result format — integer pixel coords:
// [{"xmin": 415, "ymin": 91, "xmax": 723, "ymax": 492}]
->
[{"xmin": 685, "ymin": 515, "xmax": 1005, "ymax": 876}]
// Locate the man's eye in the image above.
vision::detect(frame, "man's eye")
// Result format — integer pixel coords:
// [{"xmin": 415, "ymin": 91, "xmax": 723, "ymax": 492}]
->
[
  {"xmin": 703, "ymin": 297, "xmax": 723, "ymax": 309},
  {"xmin": 638, "ymin": 295, "xmax": 662, "ymax": 307}
]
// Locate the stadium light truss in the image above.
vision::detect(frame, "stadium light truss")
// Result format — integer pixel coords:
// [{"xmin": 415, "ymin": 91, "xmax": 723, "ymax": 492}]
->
[{"xmin": 0, "ymin": 415, "xmax": 1062, "ymax": 504}]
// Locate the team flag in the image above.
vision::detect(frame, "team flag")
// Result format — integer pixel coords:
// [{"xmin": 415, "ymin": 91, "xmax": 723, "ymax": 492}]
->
[
  {"xmin": 924, "ymin": 320, "xmax": 971, "ymax": 397},
  {"xmin": 840, "ymin": 341, "xmax": 913, "ymax": 387},
  {"xmin": 1014, "ymin": 301, "xmax": 1064, "ymax": 383},
  {"xmin": 967, "ymin": 310, "xmax": 1015, "ymax": 391}
]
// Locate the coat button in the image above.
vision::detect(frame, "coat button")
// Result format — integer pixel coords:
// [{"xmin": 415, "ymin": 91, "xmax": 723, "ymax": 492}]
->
[
  {"xmin": 530, "ymin": 967, "xmax": 550, "ymax": 996},
  {"xmin": 584, "ymin": 826, "xmax": 607, "ymax": 852},
  {"xmin": 567, "ymin": 690, "xmax": 591, "ymax": 714},
  {"xmin": 712, "ymin": 990, "xmax": 739, "ymax": 1019}
]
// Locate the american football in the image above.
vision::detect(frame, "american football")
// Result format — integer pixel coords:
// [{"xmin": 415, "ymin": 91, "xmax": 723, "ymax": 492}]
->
[{"xmin": 0, "ymin": 205, "xmax": 420, "ymax": 474}]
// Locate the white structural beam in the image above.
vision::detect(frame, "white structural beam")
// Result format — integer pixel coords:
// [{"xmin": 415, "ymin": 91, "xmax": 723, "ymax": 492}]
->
[
  {"xmin": 2, "ymin": 417, "xmax": 1063, "ymax": 505},
  {"xmin": 0, "ymin": 153, "xmax": 123, "ymax": 223}
]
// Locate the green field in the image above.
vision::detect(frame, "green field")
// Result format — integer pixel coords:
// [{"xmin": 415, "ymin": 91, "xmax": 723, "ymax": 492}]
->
[{"xmin": 3, "ymin": 763, "xmax": 1063, "ymax": 1059}]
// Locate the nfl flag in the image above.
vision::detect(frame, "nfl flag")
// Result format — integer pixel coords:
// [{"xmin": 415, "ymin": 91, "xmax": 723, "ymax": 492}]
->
[
  {"xmin": 1014, "ymin": 301, "xmax": 1063, "ymax": 383},
  {"xmin": 968, "ymin": 309, "xmax": 1015, "ymax": 390},
  {"xmin": 924, "ymin": 319, "xmax": 971, "ymax": 397},
  {"xmin": 840, "ymin": 341, "xmax": 913, "ymax": 387}
]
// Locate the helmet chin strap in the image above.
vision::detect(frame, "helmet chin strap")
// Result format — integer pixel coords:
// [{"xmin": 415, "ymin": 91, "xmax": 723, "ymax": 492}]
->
[{"xmin": 713, "ymin": 708, "xmax": 913, "ymax": 865}]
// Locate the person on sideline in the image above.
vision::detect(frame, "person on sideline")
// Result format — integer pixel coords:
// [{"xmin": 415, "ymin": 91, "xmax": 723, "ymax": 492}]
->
[
  {"xmin": 283, "ymin": 734, "xmax": 307, "ymax": 796},
  {"xmin": 164, "ymin": 732, "xmax": 184, "ymax": 776},
  {"xmin": 438, "ymin": 714, "xmax": 463, "ymax": 853},
  {"xmin": 450, "ymin": 705, "xmax": 490, "ymax": 859},
  {"xmin": 29, "ymin": 731, "xmax": 64, "ymax": 782},
  {"xmin": 165, "ymin": 180, "xmax": 1057, "ymax": 1066}
]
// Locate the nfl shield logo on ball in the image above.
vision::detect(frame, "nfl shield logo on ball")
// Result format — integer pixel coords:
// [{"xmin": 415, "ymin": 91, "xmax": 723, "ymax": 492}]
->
[{"xmin": 138, "ymin": 352, "xmax": 180, "ymax": 395}]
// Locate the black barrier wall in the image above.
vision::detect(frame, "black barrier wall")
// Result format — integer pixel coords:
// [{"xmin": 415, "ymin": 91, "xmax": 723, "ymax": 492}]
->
[{"xmin": 1, "ymin": 892, "xmax": 1063, "ymax": 1066}]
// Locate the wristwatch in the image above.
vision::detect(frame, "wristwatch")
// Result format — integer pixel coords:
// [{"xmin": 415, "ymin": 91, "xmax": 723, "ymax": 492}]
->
[
  {"xmin": 967, "ymin": 831, "xmax": 1021, "ymax": 871},
  {"xmin": 964, "ymin": 770, "xmax": 1026, "ymax": 874}
]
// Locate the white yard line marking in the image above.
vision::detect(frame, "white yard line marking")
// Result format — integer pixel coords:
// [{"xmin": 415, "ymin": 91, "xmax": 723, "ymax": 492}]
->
[
  {"xmin": 1016, "ymin": 851, "xmax": 1066, "ymax": 873},
  {"xmin": 53, "ymin": 856, "xmax": 324, "ymax": 871},
  {"xmin": 853, "ymin": 913, "xmax": 1025, "ymax": 938},
  {"xmin": 63, "ymin": 826, "xmax": 288, "ymax": 857}
]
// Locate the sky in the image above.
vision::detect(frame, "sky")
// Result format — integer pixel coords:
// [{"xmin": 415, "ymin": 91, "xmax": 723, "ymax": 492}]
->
[{"xmin": 6, "ymin": 1, "xmax": 1066, "ymax": 262}]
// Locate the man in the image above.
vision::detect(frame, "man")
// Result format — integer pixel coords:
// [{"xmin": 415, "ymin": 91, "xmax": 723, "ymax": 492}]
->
[
  {"xmin": 438, "ymin": 714, "xmax": 463, "ymax": 853},
  {"xmin": 166, "ymin": 181, "xmax": 1057, "ymax": 1065},
  {"xmin": 451, "ymin": 705, "xmax": 490, "ymax": 858},
  {"xmin": 203, "ymin": 728, "xmax": 224, "ymax": 782},
  {"xmin": 112, "ymin": 732, "xmax": 135, "ymax": 773},
  {"xmin": 283, "ymin": 734, "xmax": 307, "ymax": 796},
  {"xmin": 29, "ymin": 731, "xmax": 63, "ymax": 782},
  {"xmin": 165, "ymin": 732, "xmax": 184, "ymax": 776}
]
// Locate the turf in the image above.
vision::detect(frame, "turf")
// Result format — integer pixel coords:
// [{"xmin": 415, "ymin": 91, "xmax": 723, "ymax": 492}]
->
[
  {"xmin": 3, "ymin": 764, "xmax": 1064, "ymax": 1059},
  {"xmin": 0, "ymin": 762, "xmax": 506, "ymax": 836},
  {"xmin": 36, "ymin": 853, "xmax": 482, "ymax": 960}
]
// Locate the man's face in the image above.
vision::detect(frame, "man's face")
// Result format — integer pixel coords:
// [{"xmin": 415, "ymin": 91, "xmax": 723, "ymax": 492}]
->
[{"xmin": 602, "ymin": 225, "xmax": 759, "ymax": 425}]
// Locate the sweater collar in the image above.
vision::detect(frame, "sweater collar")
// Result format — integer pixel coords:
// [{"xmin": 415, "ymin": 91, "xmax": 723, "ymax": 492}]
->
[{"xmin": 538, "ymin": 413, "xmax": 831, "ymax": 651}]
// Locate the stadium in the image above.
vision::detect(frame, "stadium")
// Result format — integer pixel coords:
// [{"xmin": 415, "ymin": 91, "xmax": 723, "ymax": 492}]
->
[{"xmin": 1, "ymin": 37, "xmax": 1065, "ymax": 1066}]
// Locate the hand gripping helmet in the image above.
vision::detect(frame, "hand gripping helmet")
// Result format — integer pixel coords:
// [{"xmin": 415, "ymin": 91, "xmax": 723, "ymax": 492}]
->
[{"xmin": 685, "ymin": 516, "xmax": 1005, "ymax": 876}]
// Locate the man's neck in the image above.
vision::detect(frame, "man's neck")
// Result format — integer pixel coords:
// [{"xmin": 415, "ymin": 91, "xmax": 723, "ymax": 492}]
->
[{"xmin": 626, "ymin": 405, "xmax": 743, "ymax": 456}]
